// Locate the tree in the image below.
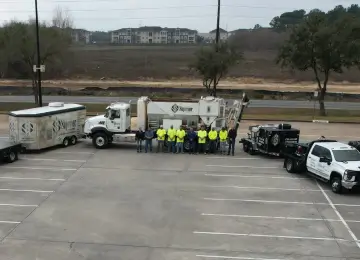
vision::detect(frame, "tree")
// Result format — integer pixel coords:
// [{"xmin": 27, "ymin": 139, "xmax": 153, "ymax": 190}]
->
[
  {"xmin": 52, "ymin": 6, "xmax": 73, "ymax": 29},
  {"xmin": 276, "ymin": 8, "xmax": 360, "ymax": 116},
  {"xmin": 190, "ymin": 43, "xmax": 242, "ymax": 97},
  {"xmin": 253, "ymin": 24, "xmax": 262, "ymax": 30},
  {"xmin": 0, "ymin": 18, "xmax": 72, "ymax": 104},
  {"xmin": 270, "ymin": 9, "xmax": 306, "ymax": 32}
]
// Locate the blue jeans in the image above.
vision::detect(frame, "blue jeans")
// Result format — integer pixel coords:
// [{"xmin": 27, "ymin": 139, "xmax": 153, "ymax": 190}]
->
[
  {"xmin": 145, "ymin": 139, "xmax": 152, "ymax": 152},
  {"xmin": 228, "ymin": 138, "xmax": 235, "ymax": 155},
  {"xmin": 189, "ymin": 141, "xmax": 195, "ymax": 153},
  {"xmin": 168, "ymin": 141, "xmax": 175, "ymax": 153},
  {"xmin": 176, "ymin": 142, "xmax": 184, "ymax": 153},
  {"xmin": 136, "ymin": 140, "xmax": 143, "ymax": 152}
]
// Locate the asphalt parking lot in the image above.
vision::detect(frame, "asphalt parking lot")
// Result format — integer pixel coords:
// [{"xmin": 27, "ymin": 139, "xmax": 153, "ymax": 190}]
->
[{"xmin": 0, "ymin": 140, "xmax": 360, "ymax": 260}]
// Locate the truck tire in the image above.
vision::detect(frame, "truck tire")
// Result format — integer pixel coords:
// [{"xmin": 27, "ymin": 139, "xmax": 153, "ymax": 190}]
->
[
  {"xmin": 285, "ymin": 158, "xmax": 295, "ymax": 173},
  {"xmin": 243, "ymin": 143, "xmax": 249, "ymax": 153},
  {"xmin": 7, "ymin": 151, "xmax": 18, "ymax": 163},
  {"xmin": 248, "ymin": 144, "xmax": 255, "ymax": 155},
  {"xmin": 93, "ymin": 133, "xmax": 108, "ymax": 149},
  {"xmin": 70, "ymin": 136, "xmax": 77, "ymax": 145},
  {"xmin": 183, "ymin": 139, "xmax": 190, "ymax": 152},
  {"xmin": 62, "ymin": 137, "xmax": 69, "ymax": 147},
  {"xmin": 331, "ymin": 176, "xmax": 342, "ymax": 194}
]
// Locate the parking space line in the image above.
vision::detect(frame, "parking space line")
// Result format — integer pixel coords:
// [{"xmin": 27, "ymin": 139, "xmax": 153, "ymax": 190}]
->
[
  {"xmin": 0, "ymin": 220, "xmax": 21, "ymax": 224},
  {"xmin": 207, "ymin": 185, "xmax": 326, "ymax": 192},
  {"xmin": 0, "ymin": 177, "xmax": 65, "ymax": 181},
  {"xmin": 196, "ymin": 255, "xmax": 284, "ymax": 260},
  {"xmin": 0, "ymin": 204, "xmax": 38, "ymax": 207},
  {"xmin": 201, "ymin": 213, "xmax": 360, "ymax": 223},
  {"xmin": 22, "ymin": 158, "xmax": 86, "ymax": 162},
  {"xmin": 52, "ymin": 151, "xmax": 95, "ymax": 154},
  {"xmin": 3, "ymin": 166, "xmax": 77, "ymax": 171},
  {"xmin": 204, "ymin": 174, "xmax": 304, "ymax": 179},
  {"xmin": 205, "ymin": 157, "xmax": 259, "ymax": 160},
  {"xmin": 0, "ymin": 189, "xmax": 53, "ymax": 193},
  {"xmin": 203, "ymin": 198, "xmax": 360, "ymax": 207},
  {"xmin": 193, "ymin": 231, "xmax": 359, "ymax": 242},
  {"xmin": 317, "ymin": 181, "xmax": 360, "ymax": 249},
  {"xmin": 206, "ymin": 165, "xmax": 281, "ymax": 169}
]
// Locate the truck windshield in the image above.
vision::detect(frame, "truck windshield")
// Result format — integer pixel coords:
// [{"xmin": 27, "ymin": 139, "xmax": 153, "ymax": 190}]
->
[{"xmin": 333, "ymin": 149, "xmax": 360, "ymax": 162}]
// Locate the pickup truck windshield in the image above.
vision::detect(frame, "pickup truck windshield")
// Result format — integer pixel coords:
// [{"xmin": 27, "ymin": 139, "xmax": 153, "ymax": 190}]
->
[{"xmin": 333, "ymin": 149, "xmax": 360, "ymax": 162}]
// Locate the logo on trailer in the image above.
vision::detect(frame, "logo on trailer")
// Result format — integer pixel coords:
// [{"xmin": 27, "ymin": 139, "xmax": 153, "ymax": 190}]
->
[
  {"xmin": 171, "ymin": 104, "xmax": 193, "ymax": 113},
  {"xmin": 21, "ymin": 122, "xmax": 34, "ymax": 136}
]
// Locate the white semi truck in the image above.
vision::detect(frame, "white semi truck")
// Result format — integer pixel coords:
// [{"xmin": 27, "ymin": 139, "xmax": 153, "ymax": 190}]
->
[{"xmin": 84, "ymin": 96, "xmax": 248, "ymax": 149}]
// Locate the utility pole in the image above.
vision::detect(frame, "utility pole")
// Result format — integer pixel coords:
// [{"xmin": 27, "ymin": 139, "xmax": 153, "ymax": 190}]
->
[
  {"xmin": 34, "ymin": 0, "xmax": 43, "ymax": 107},
  {"xmin": 215, "ymin": 0, "xmax": 221, "ymax": 48}
]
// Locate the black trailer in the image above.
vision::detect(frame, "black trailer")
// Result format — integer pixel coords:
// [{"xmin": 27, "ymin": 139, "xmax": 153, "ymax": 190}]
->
[
  {"xmin": 0, "ymin": 140, "xmax": 22, "ymax": 164},
  {"xmin": 239, "ymin": 123, "xmax": 300, "ymax": 156}
]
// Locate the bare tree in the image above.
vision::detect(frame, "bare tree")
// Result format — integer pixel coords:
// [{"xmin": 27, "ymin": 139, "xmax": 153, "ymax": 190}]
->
[{"xmin": 52, "ymin": 6, "xmax": 74, "ymax": 29}]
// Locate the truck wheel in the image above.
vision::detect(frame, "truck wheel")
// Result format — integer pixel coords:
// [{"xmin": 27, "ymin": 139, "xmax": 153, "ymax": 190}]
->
[
  {"xmin": 70, "ymin": 136, "xmax": 77, "ymax": 145},
  {"xmin": 93, "ymin": 133, "xmax": 108, "ymax": 149},
  {"xmin": 62, "ymin": 137, "xmax": 69, "ymax": 147},
  {"xmin": 243, "ymin": 143, "xmax": 249, "ymax": 153},
  {"xmin": 183, "ymin": 140, "xmax": 190, "ymax": 152},
  {"xmin": 248, "ymin": 145, "xmax": 255, "ymax": 155},
  {"xmin": 331, "ymin": 177, "xmax": 342, "ymax": 194},
  {"xmin": 7, "ymin": 151, "xmax": 18, "ymax": 163},
  {"xmin": 285, "ymin": 158, "xmax": 295, "ymax": 173}
]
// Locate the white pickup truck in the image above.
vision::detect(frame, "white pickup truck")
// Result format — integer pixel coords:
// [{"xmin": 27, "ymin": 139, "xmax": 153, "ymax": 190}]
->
[{"xmin": 283, "ymin": 140, "xmax": 360, "ymax": 193}]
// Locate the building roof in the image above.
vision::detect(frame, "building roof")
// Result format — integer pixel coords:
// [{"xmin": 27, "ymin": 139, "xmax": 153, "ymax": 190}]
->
[
  {"xmin": 209, "ymin": 28, "xmax": 228, "ymax": 33},
  {"xmin": 9, "ymin": 103, "xmax": 86, "ymax": 118},
  {"xmin": 111, "ymin": 26, "xmax": 197, "ymax": 33}
]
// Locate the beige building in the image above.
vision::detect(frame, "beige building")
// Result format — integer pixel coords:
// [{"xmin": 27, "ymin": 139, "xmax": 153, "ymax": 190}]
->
[
  {"xmin": 199, "ymin": 28, "xmax": 228, "ymax": 43},
  {"xmin": 110, "ymin": 26, "xmax": 197, "ymax": 44},
  {"xmin": 71, "ymin": 29, "xmax": 92, "ymax": 44}
]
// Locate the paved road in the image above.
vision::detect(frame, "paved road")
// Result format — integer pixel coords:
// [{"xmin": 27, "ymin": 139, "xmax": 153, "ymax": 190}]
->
[{"xmin": 1, "ymin": 95, "xmax": 360, "ymax": 110}]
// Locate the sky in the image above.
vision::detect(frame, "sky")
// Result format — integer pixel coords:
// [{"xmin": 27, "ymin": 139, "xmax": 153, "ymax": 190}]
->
[{"xmin": 0, "ymin": 0, "xmax": 356, "ymax": 32}]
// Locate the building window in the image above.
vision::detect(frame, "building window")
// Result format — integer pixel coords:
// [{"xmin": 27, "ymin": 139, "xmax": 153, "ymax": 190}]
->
[
  {"xmin": 127, "ymin": 29, "xmax": 131, "ymax": 36},
  {"xmin": 149, "ymin": 39, "xmax": 152, "ymax": 43},
  {"xmin": 149, "ymin": 32, "xmax": 152, "ymax": 37}
]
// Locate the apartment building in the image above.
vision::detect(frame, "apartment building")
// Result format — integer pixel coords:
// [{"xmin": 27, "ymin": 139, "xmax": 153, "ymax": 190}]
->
[
  {"xmin": 110, "ymin": 26, "xmax": 198, "ymax": 44},
  {"xmin": 199, "ymin": 28, "xmax": 229, "ymax": 43},
  {"xmin": 71, "ymin": 29, "xmax": 92, "ymax": 44}
]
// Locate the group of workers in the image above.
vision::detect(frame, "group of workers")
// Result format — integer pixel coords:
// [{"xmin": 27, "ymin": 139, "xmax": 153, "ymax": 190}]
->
[{"xmin": 135, "ymin": 124, "xmax": 237, "ymax": 155}]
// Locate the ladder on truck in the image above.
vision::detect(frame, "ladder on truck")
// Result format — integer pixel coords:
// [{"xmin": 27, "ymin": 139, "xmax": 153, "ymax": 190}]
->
[{"xmin": 226, "ymin": 93, "xmax": 249, "ymax": 131}]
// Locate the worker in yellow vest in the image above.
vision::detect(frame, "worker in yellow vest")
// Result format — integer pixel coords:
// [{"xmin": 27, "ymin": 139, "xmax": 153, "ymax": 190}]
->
[
  {"xmin": 197, "ymin": 125, "xmax": 208, "ymax": 155},
  {"xmin": 176, "ymin": 126, "xmax": 186, "ymax": 154},
  {"xmin": 208, "ymin": 127, "xmax": 218, "ymax": 154},
  {"xmin": 219, "ymin": 126, "xmax": 228, "ymax": 155},
  {"xmin": 167, "ymin": 125, "xmax": 177, "ymax": 153},
  {"xmin": 156, "ymin": 125, "xmax": 166, "ymax": 153}
]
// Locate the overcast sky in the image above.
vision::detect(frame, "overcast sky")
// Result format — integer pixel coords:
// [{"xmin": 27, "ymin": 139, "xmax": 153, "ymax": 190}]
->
[{"xmin": 1, "ymin": 0, "xmax": 355, "ymax": 32}]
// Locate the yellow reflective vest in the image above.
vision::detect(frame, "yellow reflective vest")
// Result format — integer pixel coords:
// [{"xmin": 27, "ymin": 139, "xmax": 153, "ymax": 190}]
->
[
  {"xmin": 208, "ymin": 130, "xmax": 218, "ymax": 140},
  {"xmin": 156, "ymin": 129, "xmax": 166, "ymax": 141},
  {"xmin": 219, "ymin": 130, "xmax": 228, "ymax": 142},
  {"xmin": 197, "ymin": 130, "xmax": 207, "ymax": 144},
  {"xmin": 167, "ymin": 128, "xmax": 177, "ymax": 142},
  {"xmin": 176, "ymin": 129, "xmax": 186, "ymax": 143}
]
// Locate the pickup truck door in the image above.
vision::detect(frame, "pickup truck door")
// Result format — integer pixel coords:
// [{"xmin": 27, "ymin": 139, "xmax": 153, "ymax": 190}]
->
[
  {"xmin": 306, "ymin": 145, "xmax": 322, "ymax": 176},
  {"xmin": 317, "ymin": 147, "xmax": 332, "ymax": 180}
]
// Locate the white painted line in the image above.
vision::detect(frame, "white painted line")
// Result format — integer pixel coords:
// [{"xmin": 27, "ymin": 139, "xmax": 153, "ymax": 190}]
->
[
  {"xmin": 201, "ymin": 213, "xmax": 360, "ymax": 223},
  {"xmin": 205, "ymin": 174, "xmax": 304, "ymax": 179},
  {"xmin": 3, "ymin": 166, "xmax": 77, "ymax": 171},
  {"xmin": 0, "ymin": 189, "xmax": 53, "ymax": 193},
  {"xmin": 0, "ymin": 204, "xmax": 38, "ymax": 207},
  {"xmin": 193, "ymin": 231, "xmax": 359, "ymax": 243},
  {"xmin": 0, "ymin": 220, "xmax": 21, "ymax": 224},
  {"xmin": 196, "ymin": 255, "xmax": 284, "ymax": 260},
  {"xmin": 207, "ymin": 185, "xmax": 324, "ymax": 192},
  {"xmin": 206, "ymin": 165, "xmax": 280, "ymax": 169},
  {"xmin": 22, "ymin": 158, "xmax": 86, "ymax": 162},
  {"xmin": 206, "ymin": 157, "xmax": 259, "ymax": 160},
  {"xmin": 0, "ymin": 177, "xmax": 65, "ymax": 181},
  {"xmin": 203, "ymin": 198, "xmax": 360, "ymax": 207},
  {"xmin": 317, "ymin": 181, "xmax": 360, "ymax": 249},
  {"xmin": 239, "ymin": 132, "xmax": 360, "ymax": 139},
  {"xmin": 52, "ymin": 151, "xmax": 95, "ymax": 154}
]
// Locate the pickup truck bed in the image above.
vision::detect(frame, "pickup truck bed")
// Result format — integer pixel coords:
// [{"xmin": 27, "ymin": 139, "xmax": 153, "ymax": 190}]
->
[{"xmin": 0, "ymin": 140, "xmax": 22, "ymax": 164}]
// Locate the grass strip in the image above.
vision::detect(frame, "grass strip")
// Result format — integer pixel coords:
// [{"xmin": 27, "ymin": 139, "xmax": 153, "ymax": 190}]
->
[{"xmin": 0, "ymin": 102, "xmax": 359, "ymax": 123}]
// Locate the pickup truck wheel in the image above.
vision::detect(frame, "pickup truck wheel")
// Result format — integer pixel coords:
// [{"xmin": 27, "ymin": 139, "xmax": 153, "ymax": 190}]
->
[
  {"xmin": 62, "ymin": 137, "xmax": 69, "ymax": 147},
  {"xmin": 93, "ymin": 133, "xmax": 108, "ymax": 149},
  {"xmin": 331, "ymin": 177, "xmax": 342, "ymax": 194},
  {"xmin": 183, "ymin": 140, "xmax": 190, "ymax": 152},
  {"xmin": 248, "ymin": 145, "xmax": 255, "ymax": 155},
  {"xmin": 285, "ymin": 158, "xmax": 295, "ymax": 173},
  {"xmin": 7, "ymin": 151, "xmax": 18, "ymax": 163},
  {"xmin": 70, "ymin": 136, "xmax": 77, "ymax": 145}
]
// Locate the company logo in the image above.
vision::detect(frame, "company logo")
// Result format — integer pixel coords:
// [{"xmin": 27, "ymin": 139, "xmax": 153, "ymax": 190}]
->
[{"xmin": 171, "ymin": 104, "xmax": 193, "ymax": 113}]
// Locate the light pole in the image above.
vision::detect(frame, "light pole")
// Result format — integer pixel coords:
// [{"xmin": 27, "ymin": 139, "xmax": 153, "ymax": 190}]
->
[
  {"xmin": 215, "ymin": 0, "xmax": 221, "ymax": 47},
  {"xmin": 34, "ymin": 0, "xmax": 43, "ymax": 107}
]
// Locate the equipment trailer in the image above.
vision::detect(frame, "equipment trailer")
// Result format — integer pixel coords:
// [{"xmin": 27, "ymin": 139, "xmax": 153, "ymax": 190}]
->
[{"xmin": 0, "ymin": 140, "xmax": 22, "ymax": 164}]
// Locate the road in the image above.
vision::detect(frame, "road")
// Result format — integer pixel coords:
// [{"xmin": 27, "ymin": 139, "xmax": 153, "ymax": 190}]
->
[{"xmin": 1, "ymin": 95, "xmax": 360, "ymax": 110}]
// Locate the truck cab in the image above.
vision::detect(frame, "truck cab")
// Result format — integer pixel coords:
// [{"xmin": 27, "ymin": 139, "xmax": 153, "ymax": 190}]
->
[{"xmin": 284, "ymin": 140, "xmax": 360, "ymax": 193}]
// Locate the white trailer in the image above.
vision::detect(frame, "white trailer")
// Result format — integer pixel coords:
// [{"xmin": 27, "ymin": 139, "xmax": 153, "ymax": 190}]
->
[
  {"xmin": 9, "ymin": 102, "xmax": 86, "ymax": 150},
  {"xmin": 84, "ymin": 96, "xmax": 248, "ymax": 149}
]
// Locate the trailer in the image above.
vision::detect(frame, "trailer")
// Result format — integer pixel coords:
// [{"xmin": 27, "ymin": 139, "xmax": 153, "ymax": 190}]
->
[
  {"xmin": 8, "ymin": 102, "xmax": 86, "ymax": 150},
  {"xmin": 0, "ymin": 140, "xmax": 22, "ymax": 163},
  {"xmin": 84, "ymin": 95, "xmax": 249, "ymax": 149}
]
